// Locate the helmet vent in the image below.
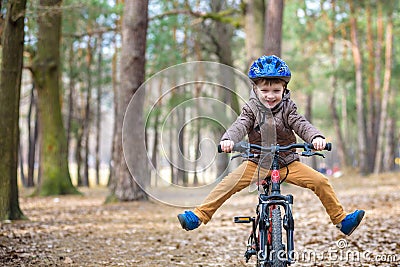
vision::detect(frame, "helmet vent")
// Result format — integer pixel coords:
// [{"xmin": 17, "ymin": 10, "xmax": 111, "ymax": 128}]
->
[{"xmin": 257, "ymin": 61, "xmax": 264, "ymax": 69}]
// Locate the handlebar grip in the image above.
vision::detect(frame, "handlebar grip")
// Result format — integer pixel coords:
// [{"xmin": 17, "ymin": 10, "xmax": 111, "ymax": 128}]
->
[
  {"xmin": 325, "ymin": 143, "xmax": 332, "ymax": 151},
  {"xmin": 310, "ymin": 142, "xmax": 332, "ymax": 151},
  {"xmin": 218, "ymin": 141, "xmax": 249, "ymax": 153},
  {"xmin": 311, "ymin": 143, "xmax": 332, "ymax": 151}
]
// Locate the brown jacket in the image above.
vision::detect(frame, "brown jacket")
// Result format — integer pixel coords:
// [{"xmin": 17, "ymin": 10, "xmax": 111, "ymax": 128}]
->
[{"xmin": 221, "ymin": 88, "xmax": 324, "ymax": 168}]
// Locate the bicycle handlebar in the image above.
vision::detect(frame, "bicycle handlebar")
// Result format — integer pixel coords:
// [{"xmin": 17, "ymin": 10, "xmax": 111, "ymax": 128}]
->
[{"xmin": 218, "ymin": 141, "xmax": 332, "ymax": 154}]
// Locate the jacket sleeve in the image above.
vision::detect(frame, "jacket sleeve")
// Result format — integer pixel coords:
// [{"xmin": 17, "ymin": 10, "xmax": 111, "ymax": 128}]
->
[
  {"xmin": 286, "ymin": 100, "xmax": 324, "ymax": 143},
  {"xmin": 221, "ymin": 104, "xmax": 255, "ymax": 143}
]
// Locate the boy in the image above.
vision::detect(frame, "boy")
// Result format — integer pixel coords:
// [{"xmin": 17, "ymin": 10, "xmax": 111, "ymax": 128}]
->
[{"xmin": 178, "ymin": 55, "xmax": 364, "ymax": 236}]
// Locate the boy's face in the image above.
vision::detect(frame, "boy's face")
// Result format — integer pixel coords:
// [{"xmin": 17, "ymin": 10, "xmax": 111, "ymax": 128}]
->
[{"xmin": 255, "ymin": 82, "xmax": 284, "ymax": 109}]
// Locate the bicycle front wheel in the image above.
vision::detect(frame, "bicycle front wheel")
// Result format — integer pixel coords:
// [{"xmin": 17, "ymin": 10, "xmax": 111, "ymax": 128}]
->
[{"xmin": 271, "ymin": 208, "xmax": 286, "ymax": 267}]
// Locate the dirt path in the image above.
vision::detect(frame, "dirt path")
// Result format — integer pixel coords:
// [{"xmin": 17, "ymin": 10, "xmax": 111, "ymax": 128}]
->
[{"xmin": 1, "ymin": 174, "xmax": 399, "ymax": 267}]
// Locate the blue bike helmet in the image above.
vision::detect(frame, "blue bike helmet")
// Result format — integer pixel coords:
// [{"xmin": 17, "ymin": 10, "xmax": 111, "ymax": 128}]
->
[{"xmin": 248, "ymin": 55, "xmax": 291, "ymax": 83}]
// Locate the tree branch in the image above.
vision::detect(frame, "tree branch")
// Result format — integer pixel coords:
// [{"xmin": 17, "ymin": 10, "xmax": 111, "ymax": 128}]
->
[
  {"xmin": 149, "ymin": 9, "xmax": 205, "ymax": 21},
  {"xmin": 63, "ymin": 26, "xmax": 120, "ymax": 39},
  {"xmin": 149, "ymin": 8, "xmax": 242, "ymax": 28}
]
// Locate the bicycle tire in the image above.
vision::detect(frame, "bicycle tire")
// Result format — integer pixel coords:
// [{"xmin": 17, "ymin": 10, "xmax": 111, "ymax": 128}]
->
[{"xmin": 271, "ymin": 208, "xmax": 287, "ymax": 267}]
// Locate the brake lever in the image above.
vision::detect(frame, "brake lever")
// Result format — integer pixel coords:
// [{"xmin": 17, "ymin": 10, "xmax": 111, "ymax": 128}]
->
[
  {"xmin": 231, "ymin": 154, "xmax": 242, "ymax": 160},
  {"xmin": 231, "ymin": 153, "xmax": 257, "ymax": 160},
  {"xmin": 314, "ymin": 152, "xmax": 325, "ymax": 158},
  {"xmin": 301, "ymin": 151, "xmax": 325, "ymax": 158}
]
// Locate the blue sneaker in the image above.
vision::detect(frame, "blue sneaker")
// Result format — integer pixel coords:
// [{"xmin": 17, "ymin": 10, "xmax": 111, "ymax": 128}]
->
[
  {"xmin": 337, "ymin": 210, "xmax": 365, "ymax": 236},
  {"xmin": 177, "ymin": 211, "xmax": 201, "ymax": 231}
]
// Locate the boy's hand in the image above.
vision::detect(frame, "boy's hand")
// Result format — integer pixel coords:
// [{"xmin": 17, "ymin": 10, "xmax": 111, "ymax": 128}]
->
[
  {"xmin": 220, "ymin": 140, "xmax": 234, "ymax": 153},
  {"xmin": 312, "ymin": 137, "xmax": 326, "ymax": 151}
]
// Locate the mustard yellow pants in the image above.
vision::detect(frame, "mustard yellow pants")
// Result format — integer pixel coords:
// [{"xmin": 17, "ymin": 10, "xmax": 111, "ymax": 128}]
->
[{"xmin": 194, "ymin": 160, "xmax": 346, "ymax": 225}]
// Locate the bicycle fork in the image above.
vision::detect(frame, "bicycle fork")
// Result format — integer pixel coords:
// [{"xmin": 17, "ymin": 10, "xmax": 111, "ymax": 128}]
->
[
  {"xmin": 283, "ymin": 196, "xmax": 294, "ymax": 263},
  {"xmin": 263, "ymin": 196, "xmax": 295, "ymax": 265}
]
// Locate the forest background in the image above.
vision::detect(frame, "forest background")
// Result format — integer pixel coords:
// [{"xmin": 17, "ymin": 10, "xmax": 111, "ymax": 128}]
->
[{"xmin": 0, "ymin": 0, "xmax": 399, "ymax": 218}]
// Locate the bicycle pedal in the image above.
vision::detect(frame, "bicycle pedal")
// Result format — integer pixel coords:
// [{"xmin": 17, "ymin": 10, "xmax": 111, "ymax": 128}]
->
[
  {"xmin": 234, "ymin": 216, "xmax": 253, "ymax": 223},
  {"xmin": 244, "ymin": 249, "xmax": 257, "ymax": 262}
]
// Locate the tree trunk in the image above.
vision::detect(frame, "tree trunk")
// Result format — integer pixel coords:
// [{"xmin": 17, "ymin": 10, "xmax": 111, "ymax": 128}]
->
[
  {"xmin": 177, "ymin": 107, "xmax": 187, "ymax": 185},
  {"xmin": 19, "ymin": 143, "xmax": 26, "ymax": 187},
  {"xmin": 108, "ymin": 0, "xmax": 148, "ymax": 201},
  {"xmin": 169, "ymin": 112, "xmax": 176, "ymax": 185},
  {"xmin": 27, "ymin": 84, "xmax": 37, "ymax": 187},
  {"xmin": 365, "ymin": 3, "xmax": 377, "ymax": 171},
  {"xmin": 151, "ymin": 112, "xmax": 159, "ymax": 182},
  {"xmin": 244, "ymin": 0, "xmax": 265, "ymax": 65},
  {"xmin": 264, "ymin": 0, "xmax": 284, "ymax": 57},
  {"xmin": 108, "ymin": 33, "xmax": 119, "ymax": 187},
  {"xmin": 95, "ymin": 35, "xmax": 103, "ymax": 186},
  {"xmin": 383, "ymin": 117, "xmax": 395, "ymax": 172},
  {"xmin": 374, "ymin": 2, "xmax": 383, "ymax": 135},
  {"xmin": 32, "ymin": 0, "xmax": 79, "ymax": 195},
  {"xmin": 0, "ymin": 0, "xmax": 27, "ymax": 220},
  {"xmin": 349, "ymin": 0, "xmax": 367, "ymax": 175},
  {"xmin": 151, "ymin": 82, "xmax": 163, "ymax": 187},
  {"xmin": 76, "ymin": 127, "xmax": 84, "ymax": 186},
  {"xmin": 193, "ymin": 83, "xmax": 201, "ymax": 186},
  {"xmin": 374, "ymin": 9, "xmax": 393, "ymax": 173},
  {"xmin": 66, "ymin": 41, "xmax": 75, "ymax": 158},
  {"xmin": 83, "ymin": 36, "xmax": 93, "ymax": 187}
]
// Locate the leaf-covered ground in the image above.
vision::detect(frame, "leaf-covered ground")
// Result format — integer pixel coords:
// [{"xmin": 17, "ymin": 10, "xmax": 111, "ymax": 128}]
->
[{"xmin": 1, "ymin": 173, "xmax": 399, "ymax": 267}]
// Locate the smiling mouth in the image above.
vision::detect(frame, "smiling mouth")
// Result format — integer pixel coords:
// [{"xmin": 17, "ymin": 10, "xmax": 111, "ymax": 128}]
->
[{"xmin": 266, "ymin": 101, "xmax": 275, "ymax": 106}]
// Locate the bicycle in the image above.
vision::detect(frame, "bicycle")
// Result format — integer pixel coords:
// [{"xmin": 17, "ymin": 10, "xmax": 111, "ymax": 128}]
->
[{"xmin": 218, "ymin": 141, "xmax": 331, "ymax": 267}]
